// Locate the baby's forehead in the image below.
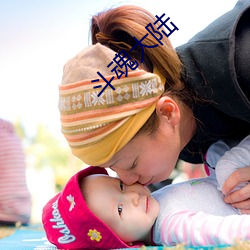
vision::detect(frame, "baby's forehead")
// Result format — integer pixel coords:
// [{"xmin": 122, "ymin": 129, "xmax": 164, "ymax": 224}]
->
[
  {"xmin": 85, "ymin": 173, "xmax": 117, "ymax": 180},
  {"xmin": 80, "ymin": 174, "xmax": 119, "ymax": 200},
  {"xmin": 82, "ymin": 175, "xmax": 122, "ymax": 200},
  {"xmin": 82, "ymin": 174, "xmax": 120, "ymax": 185}
]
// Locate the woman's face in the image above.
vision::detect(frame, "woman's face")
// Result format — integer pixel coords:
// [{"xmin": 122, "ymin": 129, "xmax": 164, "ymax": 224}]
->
[{"xmin": 100, "ymin": 120, "xmax": 182, "ymax": 186}]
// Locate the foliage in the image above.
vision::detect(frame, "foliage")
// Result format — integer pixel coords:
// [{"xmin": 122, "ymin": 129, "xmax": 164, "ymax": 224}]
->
[{"xmin": 14, "ymin": 120, "xmax": 85, "ymax": 191}]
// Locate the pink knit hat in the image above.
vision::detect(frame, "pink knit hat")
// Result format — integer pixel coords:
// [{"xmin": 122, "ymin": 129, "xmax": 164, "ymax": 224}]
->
[{"xmin": 42, "ymin": 166, "xmax": 142, "ymax": 249}]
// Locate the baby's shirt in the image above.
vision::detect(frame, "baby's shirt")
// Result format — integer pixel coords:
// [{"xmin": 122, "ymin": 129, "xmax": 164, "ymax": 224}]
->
[
  {"xmin": 152, "ymin": 135, "xmax": 250, "ymax": 246},
  {"xmin": 211, "ymin": 135, "xmax": 250, "ymax": 193}
]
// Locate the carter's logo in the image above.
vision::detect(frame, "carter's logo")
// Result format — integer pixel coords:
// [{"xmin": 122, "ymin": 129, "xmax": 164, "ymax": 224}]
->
[{"xmin": 50, "ymin": 200, "xmax": 76, "ymax": 244}]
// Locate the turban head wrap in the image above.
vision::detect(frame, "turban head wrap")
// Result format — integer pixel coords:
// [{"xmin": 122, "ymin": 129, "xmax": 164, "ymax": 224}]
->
[{"xmin": 59, "ymin": 43, "xmax": 165, "ymax": 165}]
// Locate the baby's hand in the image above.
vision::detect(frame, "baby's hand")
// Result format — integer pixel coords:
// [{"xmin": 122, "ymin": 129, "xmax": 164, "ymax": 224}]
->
[{"xmin": 223, "ymin": 166, "xmax": 250, "ymax": 214}]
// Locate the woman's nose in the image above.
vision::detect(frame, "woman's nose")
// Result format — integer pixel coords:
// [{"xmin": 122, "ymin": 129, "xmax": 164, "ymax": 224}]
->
[{"xmin": 113, "ymin": 168, "xmax": 139, "ymax": 185}]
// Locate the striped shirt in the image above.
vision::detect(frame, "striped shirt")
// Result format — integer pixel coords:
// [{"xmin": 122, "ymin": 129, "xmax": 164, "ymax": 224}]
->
[{"xmin": 0, "ymin": 119, "xmax": 31, "ymax": 224}]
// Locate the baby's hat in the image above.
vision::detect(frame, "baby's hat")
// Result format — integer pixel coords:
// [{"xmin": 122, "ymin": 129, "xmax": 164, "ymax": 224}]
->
[{"xmin": 42, "ymin": 166, "xmax": 138, "ymax": 249}]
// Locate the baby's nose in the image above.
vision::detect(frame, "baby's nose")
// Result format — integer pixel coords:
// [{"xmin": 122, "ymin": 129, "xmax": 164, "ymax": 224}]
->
[{"xmin": 126, "ymin": 191, "xmax": 140, "ymax": 206}]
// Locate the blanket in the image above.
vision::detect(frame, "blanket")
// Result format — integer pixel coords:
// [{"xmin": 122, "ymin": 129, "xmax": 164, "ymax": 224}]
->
[{"xmin": 0, "ymin": 225, "xmax": 248, "ymax": 250}]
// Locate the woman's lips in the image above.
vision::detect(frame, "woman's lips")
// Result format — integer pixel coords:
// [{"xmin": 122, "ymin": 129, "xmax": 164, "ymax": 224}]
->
[{"xmin": 143, "ymin": 177, "xmax": 154, "ymax": 186}]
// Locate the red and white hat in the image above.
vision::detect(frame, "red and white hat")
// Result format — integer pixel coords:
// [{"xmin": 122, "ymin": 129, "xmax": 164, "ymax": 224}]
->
[{"xmin": 42, "ymin": 166, "xmax": 142, "ymax": 249}]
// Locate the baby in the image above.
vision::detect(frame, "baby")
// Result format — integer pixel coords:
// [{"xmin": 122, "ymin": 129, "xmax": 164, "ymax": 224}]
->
[{"xmin": 42, "ymin": 135, "xmax": 250, "ymax": 249}]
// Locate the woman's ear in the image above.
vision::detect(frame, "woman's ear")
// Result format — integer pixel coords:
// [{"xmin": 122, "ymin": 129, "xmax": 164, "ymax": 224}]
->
[{"xmin": 156, "ymin": 96, "xmax": 180, "ymax": 126}]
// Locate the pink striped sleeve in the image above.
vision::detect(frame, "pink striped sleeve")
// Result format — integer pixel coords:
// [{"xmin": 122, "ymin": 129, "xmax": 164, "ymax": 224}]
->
[{"xmin": 159, "ymin": 210, "xmax": 250, "ymax": 246}]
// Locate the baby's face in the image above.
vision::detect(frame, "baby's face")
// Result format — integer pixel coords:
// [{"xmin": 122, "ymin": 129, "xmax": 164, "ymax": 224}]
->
[{"xmin": 84, "ymin": 174, "xmax": 160, "ymax": 244}]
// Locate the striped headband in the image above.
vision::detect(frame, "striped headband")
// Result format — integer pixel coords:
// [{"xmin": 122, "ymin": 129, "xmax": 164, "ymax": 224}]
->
[{"xmin": 59, "ymin": 43, "xmax": 165, "ymax": 165}]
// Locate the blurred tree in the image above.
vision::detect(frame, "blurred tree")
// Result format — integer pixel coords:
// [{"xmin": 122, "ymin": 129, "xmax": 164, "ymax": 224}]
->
[
  {"xmin": 14, "ymin": 117, "xmax": 26, "ymax": 139},
  {"xmin": 14, "ymin": 120, "xmax": 85, "ymax": 191}
]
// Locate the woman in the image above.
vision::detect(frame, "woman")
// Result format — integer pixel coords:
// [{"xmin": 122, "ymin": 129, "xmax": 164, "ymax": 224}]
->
[{"xmin": 59, "ymin": 1, "xmax": 250, "ymax": 211}]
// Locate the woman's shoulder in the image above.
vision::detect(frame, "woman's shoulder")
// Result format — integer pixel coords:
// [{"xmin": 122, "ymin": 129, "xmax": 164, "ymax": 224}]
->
[{"xmin": 176, "ymin": 0, "xmax": 250, "ymax": 123}]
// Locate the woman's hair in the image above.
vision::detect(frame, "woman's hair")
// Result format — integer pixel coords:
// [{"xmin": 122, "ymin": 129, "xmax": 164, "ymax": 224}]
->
[{"xmin": 91, "ymin": 5, "xmax": 194, "ymax": 135}]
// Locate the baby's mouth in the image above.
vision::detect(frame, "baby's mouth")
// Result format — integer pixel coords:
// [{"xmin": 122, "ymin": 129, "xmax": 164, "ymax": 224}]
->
[{"xmin": 146, "ymin": 196, "xmax": 149, "ymax": 213}]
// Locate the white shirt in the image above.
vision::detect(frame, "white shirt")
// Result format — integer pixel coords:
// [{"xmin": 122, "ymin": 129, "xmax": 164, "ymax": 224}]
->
[{"xmin": 152, "ymin": 135, "xmax": 250, "ymax": 246}]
